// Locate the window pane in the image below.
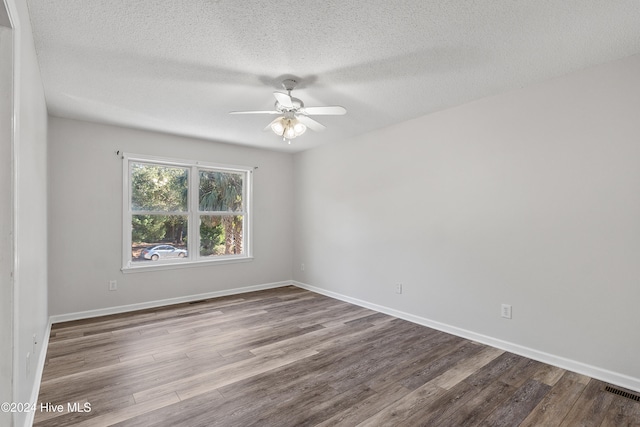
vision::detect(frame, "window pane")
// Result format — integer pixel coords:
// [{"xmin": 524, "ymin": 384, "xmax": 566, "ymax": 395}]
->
[
  {"xmin": 200, "ymin": 215, "xmax": 243, "ymax": 257},
  {"xmin": 199, "ymin": 170, "xmax": 244, "ymax": 212},
  {"xmin": 131, "ymin": 214, "xmax": 188, "ymax": 263},
  {"xmin": 131, "ymin": 163, "xmax": 188, "ymax": 212}
]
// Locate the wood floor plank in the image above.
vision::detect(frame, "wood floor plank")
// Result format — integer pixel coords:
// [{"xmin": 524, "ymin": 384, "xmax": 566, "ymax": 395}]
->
[
  {"xmin": 34, "ymin": 286, "xmax": 640, "ymax": 426},
  {"xmin": 559, "ymin": 379, "xmax": 617, "ymax": 427},
  {"xmin": 74, "ymin": 390, "xmax": 184, "ymax": 427},
  {"xmin": 464, "ymin": 351, "xmax": 525, "ymax": 388},
  {"xmin": 479, "ymin": 379, "xmax": 551, "ymax": 427},
  {"xmin": 235, "ymin": 382, "xmax": 375, "ymax": 427},
  {"xmin": 394, "ymin": 380, "xmax": 479, "ymax": 426},
  {"xmin": 519, "ymin": 370, "xmax": 590, "ymax": 427},
  {"xmin": 356, "ymin": 382, "xmax": 448, "ymax": 426},
  {"xmin": 426, "ymin": 345, "xmax": 504, "ymax": 390},
  {"xmin": 173, "ymin": 348, "xmax": 319, "ymax": 401},
  {"xmin": 497, "ymin": 357, "xmax": 546, "ymax": 388},
  {"xmin": 315, "ymin": 382, "xmax": 411, "ymax": 427},
  {"xmin": 600, "ymin": 393, "xmax": 640, "ymax": 427},
  {"xmin": 436, "ymin": 380, "xmax": 516, "ymax": 426},
  {"xmin": 248, "ymin": 321, "xmax": 364, "ymax": 357},
  {"xmin": 531, "ymin": 363, "xmax": 566, "ymax": 387},
  {"xmin": 399, "ymin": 341, "xmax": 485, "ymax": 390},
  {"xmin": 363, "ymin": 332, "xmax": 466, "ymax": 392}
]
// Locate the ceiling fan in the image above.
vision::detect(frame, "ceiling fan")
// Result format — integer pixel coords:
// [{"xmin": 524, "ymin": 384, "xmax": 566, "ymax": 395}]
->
[{"xmin": 230, "ymin": 79, "xmax": 346, "ymax": 143}]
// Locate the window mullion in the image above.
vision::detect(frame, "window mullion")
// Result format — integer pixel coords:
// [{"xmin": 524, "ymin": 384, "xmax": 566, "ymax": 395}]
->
[
  {"xmin": 244, "ymin": 169, "xmax": 251, "ymax": 257},
  {"xmin": 131, "ymin": 210, "xmax": 187, "ymax": 215},
  {"xmin": 189, "ymin": 165, "xmax": 200, "ymax": 261}
]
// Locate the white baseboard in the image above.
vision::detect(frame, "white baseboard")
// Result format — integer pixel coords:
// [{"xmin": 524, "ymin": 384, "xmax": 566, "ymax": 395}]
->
[
  {"xmin": 292, "ymin": 281, "xmax": 640, "ymax": 393},
  {"xmin": 24, "ymin": 320, "xmax": 51, "ymax": 427},
  {"xmin": 49, "ymin": 281, "xmax": 292, "ymax": 324}
]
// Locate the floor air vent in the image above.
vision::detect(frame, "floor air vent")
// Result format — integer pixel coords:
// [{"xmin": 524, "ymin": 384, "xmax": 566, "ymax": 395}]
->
[{"xmin": 604, "ymin": 385, "xmax": 640, "ymax": 402}]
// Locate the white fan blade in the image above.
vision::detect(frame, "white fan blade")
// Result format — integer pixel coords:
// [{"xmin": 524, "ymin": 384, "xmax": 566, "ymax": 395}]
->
[
  {"xmin": 230, "ymin": 110, "xmax": 279, "ymax": 115},
  {"xmin": 297, "ymin": 115, "xmax": 326, "ymax": 132},
  {"xmin": 273, "ymin": 92, "xmax": 294, "ymax": 108},
  {"xmin": 301, "ymin": 106, "xmax": 347, "ymax": 115}
]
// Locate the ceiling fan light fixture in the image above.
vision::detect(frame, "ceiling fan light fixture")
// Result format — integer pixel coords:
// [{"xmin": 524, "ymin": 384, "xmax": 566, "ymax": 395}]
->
[
  {"xmin": 285, "ymin": 125, "xmax": 297, "ymax": 139},
  {"xmin": 271, "ymin": 117, "xmax": 306, "ymax": 140},
  {"xmin": 293, "ymin": 122, "xmax": 307, "ymax": 135},
  {"xmin": 270, "ymin": 119, "xmax": 286, "ymax": 136}
]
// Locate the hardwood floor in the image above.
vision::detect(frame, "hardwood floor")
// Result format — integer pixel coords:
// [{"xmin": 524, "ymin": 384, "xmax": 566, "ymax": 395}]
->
[{"xmin": 35, "ymin": 286, "xmax": 640, "ymax": 426}]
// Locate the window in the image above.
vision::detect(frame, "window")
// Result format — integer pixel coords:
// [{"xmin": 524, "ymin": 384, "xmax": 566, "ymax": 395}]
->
[{"xmin": 123, "ymin": 154, "xmax": 252, "ymax": 271}]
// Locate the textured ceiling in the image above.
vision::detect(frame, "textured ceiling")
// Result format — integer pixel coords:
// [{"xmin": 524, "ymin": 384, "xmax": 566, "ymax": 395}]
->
[{"xmin": 26, "ymin": 0, "xmax": 640, "ymax": 152}]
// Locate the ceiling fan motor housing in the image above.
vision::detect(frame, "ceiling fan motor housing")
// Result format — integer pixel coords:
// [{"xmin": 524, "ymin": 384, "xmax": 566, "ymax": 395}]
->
[{"xmin": 276, "ymin": 98, "xmax": 304, "ymax": 113}]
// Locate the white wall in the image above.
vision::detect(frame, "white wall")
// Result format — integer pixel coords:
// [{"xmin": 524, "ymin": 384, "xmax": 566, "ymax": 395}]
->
[
  {"xmin": 48, "ymin": 117, "xmax": 293, "ymax": 316},
  {"xmin": 293, "ymin": 54, "xmax": 640, "ymax": 388},
  {"xmin": 2, "ymin": 0, "xmax": 49, "ymax": 426},
  {"xmin": 0, "ymin": 21, "xmax": 14, "ymax": 427}
]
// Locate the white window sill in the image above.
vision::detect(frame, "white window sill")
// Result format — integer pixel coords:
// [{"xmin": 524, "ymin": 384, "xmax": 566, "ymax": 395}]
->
[{"xmin": 122, "ymin": 256, "xmax": 254, "ymax": 274}]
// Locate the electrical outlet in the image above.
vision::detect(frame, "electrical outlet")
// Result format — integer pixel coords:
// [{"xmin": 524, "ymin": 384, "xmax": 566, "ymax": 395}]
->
[
  {"xmin": 395, "ymin": 283, "xmax": 403, "ymax": 294},
  {"xmin": 301, "ymin": 263, "xmax": 305, "ymax": 271},
  {"xmin": 109, "ymin": 280, "xmax": 117, "ymax": 291},
  {"xmin": 501, "ymin": 304, "xmax": 512, "ymax": 319}
]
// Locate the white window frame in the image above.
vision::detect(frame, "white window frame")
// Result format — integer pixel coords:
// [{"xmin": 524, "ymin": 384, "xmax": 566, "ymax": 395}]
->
[{"xmin": 122, "ymin": 153, "xmax": 253, "ymax": 272}]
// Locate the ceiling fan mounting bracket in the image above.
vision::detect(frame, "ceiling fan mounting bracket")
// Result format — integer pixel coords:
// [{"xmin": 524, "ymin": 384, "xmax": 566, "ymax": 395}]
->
[{"xmin": 281, "ymin": 79, "xmax": 298, "ymax": 92}]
